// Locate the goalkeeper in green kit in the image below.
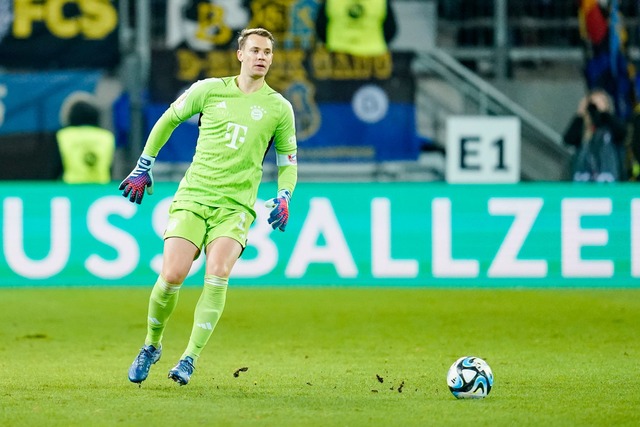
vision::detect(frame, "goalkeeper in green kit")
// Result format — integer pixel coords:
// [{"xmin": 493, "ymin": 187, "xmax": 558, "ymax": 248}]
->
[{"xmin": 120, "ymin": 28, "xmax": 297, "ymax": 386}]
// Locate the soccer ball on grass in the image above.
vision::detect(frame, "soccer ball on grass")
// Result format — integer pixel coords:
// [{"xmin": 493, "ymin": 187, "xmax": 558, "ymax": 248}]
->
[{"xmin": 447, "ymin": 356, "xmax": 494, "ymax": 399}]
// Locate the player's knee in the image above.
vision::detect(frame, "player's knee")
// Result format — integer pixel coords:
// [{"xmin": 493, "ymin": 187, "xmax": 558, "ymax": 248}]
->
[
  {"xmin": 206, "ymin": 264, "xmax": 232, "ymax": 279},
  {"xmin": 162, "ymin": 269, "xmax": 188, "ymax": 285}
]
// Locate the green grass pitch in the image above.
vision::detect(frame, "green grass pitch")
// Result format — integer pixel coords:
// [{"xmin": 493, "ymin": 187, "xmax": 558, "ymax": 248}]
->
[{"xmin": 1, "ymin": 287, "xmax": 639, "ymax": 426}]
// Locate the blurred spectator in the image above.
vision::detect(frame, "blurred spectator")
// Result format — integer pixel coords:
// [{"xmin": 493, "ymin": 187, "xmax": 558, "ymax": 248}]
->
[
  {"xmin": 56, "ymin": 98, "xmax": 115, "ymax": 184},
  {"xmin": 563, "ymin": 89, "xmax": 627, "ymax": 182},
  {"xmin": 627, "ymin": 105, "xmax": 640, "ymax": 180},
  {"xmin": 315, "ymin": 0, "xmax": 397, "ymax": 56},
  {"xmin": 578, "ymin": 0, "xmax": 636, "ymax": 120}
]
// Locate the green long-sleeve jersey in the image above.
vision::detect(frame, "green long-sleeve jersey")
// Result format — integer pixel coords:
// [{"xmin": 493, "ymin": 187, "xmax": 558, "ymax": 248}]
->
[{"xmin": 142, "ymin": 76, "xmax": 298, "ymax": 218}]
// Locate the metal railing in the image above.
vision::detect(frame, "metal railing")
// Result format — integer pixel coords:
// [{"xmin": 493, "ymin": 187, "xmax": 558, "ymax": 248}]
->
[{"xmin": 414, "ymin": 48, "xmax": 572, "ymax": 181}]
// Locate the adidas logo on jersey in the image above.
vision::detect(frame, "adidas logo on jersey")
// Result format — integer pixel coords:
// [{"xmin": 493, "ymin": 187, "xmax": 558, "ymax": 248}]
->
[{"xmin": 216, "ymin": 101, "xmax": 227, "ymax": 109}]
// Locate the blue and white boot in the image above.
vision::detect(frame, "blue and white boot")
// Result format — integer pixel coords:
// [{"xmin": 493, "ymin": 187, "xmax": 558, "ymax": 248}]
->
[
  {"xmin": 168, "ymin": 356, "xmax": 195, "ymax": 386},
  {"xmin": 128, "ymin": 344, "xmax": 162, "ymax": 384}
]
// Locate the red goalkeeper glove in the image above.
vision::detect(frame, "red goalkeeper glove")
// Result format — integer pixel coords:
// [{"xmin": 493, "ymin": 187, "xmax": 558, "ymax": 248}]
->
[
  {"xmin": 265, "ymin": 190, "xmax": 291, "ymax": 232},
  {"xmin": 119, "ymin": 154, "xmax": 155, "ymax": 204}
]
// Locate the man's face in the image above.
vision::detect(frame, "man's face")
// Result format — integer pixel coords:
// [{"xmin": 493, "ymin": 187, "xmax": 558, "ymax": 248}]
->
[{"xmin": 238, "ymin": 34, "xmax": 273, "ymax": 79}]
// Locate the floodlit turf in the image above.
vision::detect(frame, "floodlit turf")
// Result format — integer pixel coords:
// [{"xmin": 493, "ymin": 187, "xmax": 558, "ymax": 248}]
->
[{"xmin": 0, "ymin": 287, "xmax": 638, "ymax": 426}]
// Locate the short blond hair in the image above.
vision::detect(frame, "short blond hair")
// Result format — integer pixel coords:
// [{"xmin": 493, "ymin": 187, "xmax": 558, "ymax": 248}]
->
[{"xmin": 237, "ymin": 28, "xmax": 275, "ymax": 50}]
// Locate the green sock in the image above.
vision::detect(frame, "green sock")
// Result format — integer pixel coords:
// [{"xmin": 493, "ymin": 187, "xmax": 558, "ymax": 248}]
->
[
  {"xmin": 182, "ymin": 275, "xmax": 228, "ymax": 364},
  {"xmin": 145, "ymin": 276, "xmax": 181, "ymax": 348}
]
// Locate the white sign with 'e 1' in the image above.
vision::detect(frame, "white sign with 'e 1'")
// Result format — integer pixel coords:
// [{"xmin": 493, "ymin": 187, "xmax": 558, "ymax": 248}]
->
[{"xmin": 446, "ymin": 116, "xmax": 521, "ymax": 183}]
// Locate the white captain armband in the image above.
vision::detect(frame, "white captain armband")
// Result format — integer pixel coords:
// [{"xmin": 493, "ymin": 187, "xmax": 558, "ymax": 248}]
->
[{"xmin": 276, "ymin": 152, "xmax": 298, "ymax": 166}]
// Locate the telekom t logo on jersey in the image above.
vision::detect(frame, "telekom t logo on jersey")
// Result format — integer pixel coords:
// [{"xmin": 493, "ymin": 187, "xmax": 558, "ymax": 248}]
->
[{"xmin": 225, "ymin": 122, "xmax": 248, "ymax": 149}]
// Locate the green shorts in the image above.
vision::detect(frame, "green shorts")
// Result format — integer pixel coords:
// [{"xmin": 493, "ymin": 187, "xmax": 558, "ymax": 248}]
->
[{"xmin": 164, "ymin": 200, "xmax": 255, "ymax": 250}]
